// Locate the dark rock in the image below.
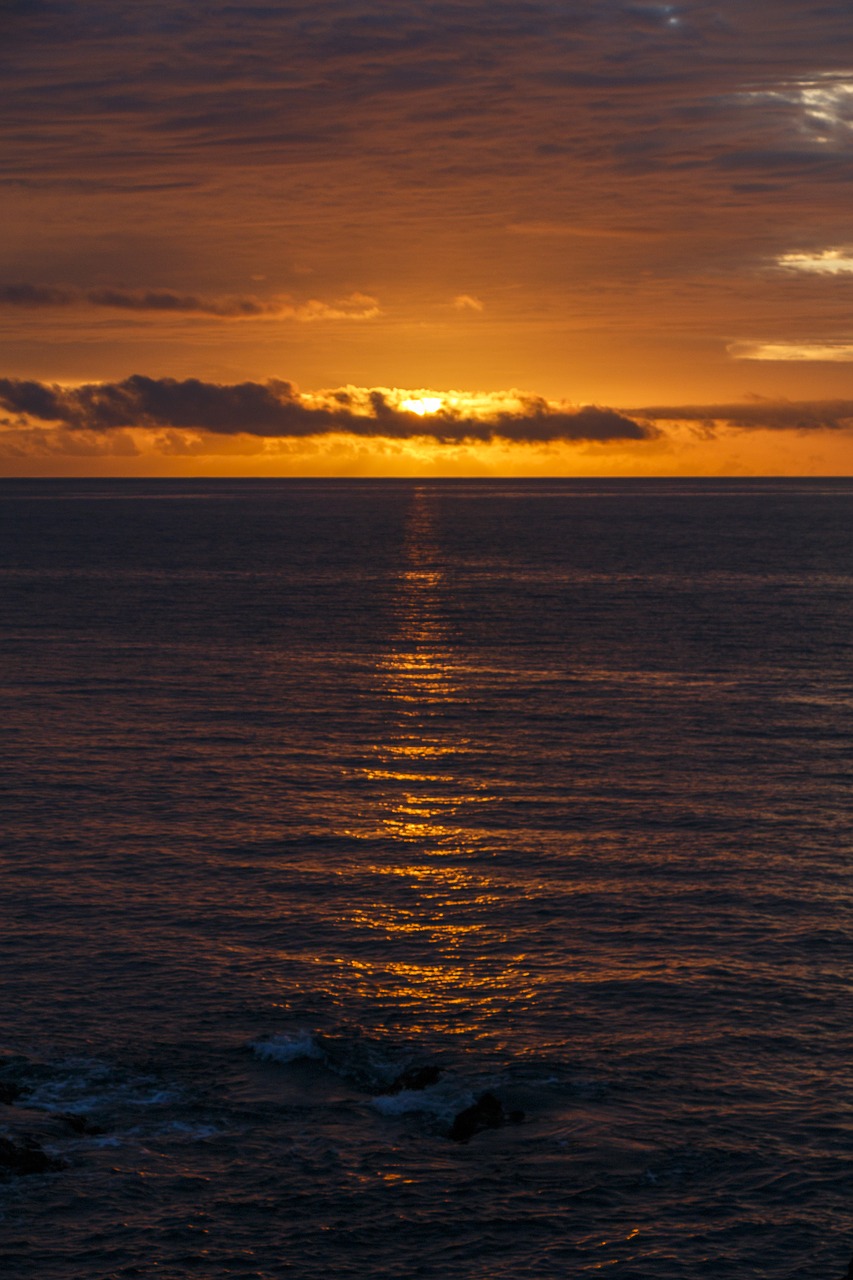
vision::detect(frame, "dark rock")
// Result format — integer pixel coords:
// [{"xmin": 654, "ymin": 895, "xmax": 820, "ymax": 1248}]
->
[
  {"xmin": 378, "ymin": 1065, "xmax": 442, "ymax": 1096},
  {"xmin": 54, "ymin": 1112, "xmax": 104, "ymax": 1136},
  {"xmin": 0, "ymin": 1082, "xmax": 21, "ymax": 1105},
  {"xmin": 846, "ymin": 1254, "xmax": 853, "ymax": 1280},
  {"xmin": 449, "ymin": 1091, "xmax": 524, "ymax": 1142},
  {"xmin": 0, "ymin": 1135, "xmax": 65, "ymax": 1176}
]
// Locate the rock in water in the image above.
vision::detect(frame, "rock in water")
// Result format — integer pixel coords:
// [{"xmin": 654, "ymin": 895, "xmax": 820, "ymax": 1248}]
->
[
  {"xmin": 0, "ymin": 1135, "xmax": 65, "ymax": 1176},
  {"xmin": 378, "ymin": 1065, "xmax": 442, "ymax": 1095},
  {"xmin": 54, "ymin": 1112, "xmax": 104, "ymax": 1136},
  {"xmin": 449, "ymin": 1092, "xmax": 523, "ymax": 1142}
]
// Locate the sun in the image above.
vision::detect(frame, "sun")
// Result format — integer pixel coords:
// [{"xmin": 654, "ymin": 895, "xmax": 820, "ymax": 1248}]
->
[{"xmin": 400, "ymin": 396, "xmax": 443, "ymax": 416}]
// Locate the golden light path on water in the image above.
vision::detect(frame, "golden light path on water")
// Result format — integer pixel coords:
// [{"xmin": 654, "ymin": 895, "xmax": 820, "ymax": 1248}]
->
[
  {"xmin": 327, "ymin": 486, "xmax": 735, "ymax": 1039},
  {"xmin": 340, "ymin": 486, "xmax": 536, "ymax": 1034}
]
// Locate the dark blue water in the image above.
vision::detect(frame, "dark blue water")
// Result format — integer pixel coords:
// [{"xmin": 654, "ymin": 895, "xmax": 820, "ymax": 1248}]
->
[{"xmin": 1, "ymin": 478, "xmax": 851, "ymax": 1278}]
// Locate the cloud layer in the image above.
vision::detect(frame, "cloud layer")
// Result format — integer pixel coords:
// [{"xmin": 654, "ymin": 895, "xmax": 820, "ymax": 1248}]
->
[
  {"xmin": 4, "ymin": 376, "xmax": 853, "ymax": 458},
  {"xmin": 0, "ymin": 375, "xmax": 651, "ymax": 442},
  {"xmin": 7, "ymin": 1, "xmax": 853, "ymax": 205},
  {"xmin": 5, "ymin": 2, "xmax": 853, "ymax": 417},
  {"xmin": 0, "ymin": 285, "xmax": 380, "ymax": 321},
  {"xmin": 636, "ymin": 398, "xmax": 853, "ymax": 431}
]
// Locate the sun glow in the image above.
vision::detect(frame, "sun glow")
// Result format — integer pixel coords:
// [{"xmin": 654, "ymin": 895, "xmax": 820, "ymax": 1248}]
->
[{"xmin": 401, "ymin": 397, "xmax": 443, "ymax": 416}]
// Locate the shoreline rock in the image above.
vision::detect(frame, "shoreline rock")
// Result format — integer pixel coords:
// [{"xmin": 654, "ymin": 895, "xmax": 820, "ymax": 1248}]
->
[
  {"xmin": 449, "ymin": 1092, "xmax": 524, "ymax": 1142},
  {"xmin": 0, "ymin": 1135, "xmax": 65, "ymax": 1177},
  {"xmin": 376, "ymin": 1065, "xmax": 442, "ymax": 1096}
]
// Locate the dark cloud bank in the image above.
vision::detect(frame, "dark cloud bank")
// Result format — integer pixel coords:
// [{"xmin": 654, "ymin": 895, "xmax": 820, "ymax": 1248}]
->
[
  {"xmin": 637, "ymin": 400, "xmax": 853, "ymax": 432},
  {"xmin": 4, "ymin": 377, "xmax": 850, "ymax": 446},
  {"xmin": 0, "ymin": 375, "xmax": 650, "ymax": 443},
  {"xmin": 0, "ymin": 284, "xmax": 278, "ymax": 318}
]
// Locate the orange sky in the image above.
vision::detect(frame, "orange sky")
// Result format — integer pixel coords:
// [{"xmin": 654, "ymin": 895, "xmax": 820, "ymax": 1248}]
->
[{"xmin": 4, "ymin": 1, "xmax": 853, "ymax": 474}]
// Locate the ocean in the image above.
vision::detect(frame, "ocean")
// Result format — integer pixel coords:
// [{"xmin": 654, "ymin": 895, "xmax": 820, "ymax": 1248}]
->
[{"xmin": 0, "ymin": 478, "xmax": 851, "ymax": 1279}]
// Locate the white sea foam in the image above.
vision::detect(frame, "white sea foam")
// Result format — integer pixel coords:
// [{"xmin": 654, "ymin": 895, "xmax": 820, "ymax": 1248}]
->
[
  {"xmin": 23, "ymin": 1061, "xmax": 179, "ymax": 1114},
  {"xmin": 158, "ymin": 1121, "xmax": 221, "ymax": 1140},
  {"xmin": 371, "ymin": 1090, "xmax": 439, "ymax": 1117},
  {"xmin": 370, "ymin": 1084, "xmax": 472, "ymax": 1122},
  {"xmin": 250, "ymin": 1031, "xmax": 323, "ymax": 1064}
]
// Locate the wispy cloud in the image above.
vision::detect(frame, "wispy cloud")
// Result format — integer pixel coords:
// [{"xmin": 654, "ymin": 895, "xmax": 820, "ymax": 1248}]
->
[
  {"xmin": 0, "ymin": 285, "xmax": 380, "ymax": 321},
  {"xmin": 636, "ymin": 398, "xmax": 853, "ymax": 431},
  {"xmin": 7, "ymin": 2, "xmax": 852, "ymax": 203},
  {"xmin": 740, "ymin": 71, "xmax": 853, "ymax": 144},
  {"xmin": 775, "ymin": 249, "xmax": 853, "ymax": 274},
  {"xmin": 0, "ymin": 284, "xmax": 376, "ymax": 320},
  {"xmin": 506, "ymin": 222, "xmax": 660, "ymax": 240},
  {"xmin": 727, "ymin": 340, "xmax": 853, "ymax": 361},
  {"xmin": 292, "ymin": 293, "xmax": 380, "ymax": 321},
  {"xmin": 452, "ymin": 294, "xmax": 484, "ymax": 311}
]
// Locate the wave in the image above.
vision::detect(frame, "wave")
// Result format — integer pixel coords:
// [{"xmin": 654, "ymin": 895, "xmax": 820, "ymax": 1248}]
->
[{"xmin": 249, "ymin": 1030, "xmax": 324, "ymax": 1065}]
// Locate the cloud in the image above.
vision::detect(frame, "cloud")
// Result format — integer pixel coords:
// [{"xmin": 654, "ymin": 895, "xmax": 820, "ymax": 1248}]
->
[
  {"xmin": 624, "ymin": 4, "xmax": 682, "ymax": 31},
  {"xmin": 0, "ymin": 375, "xmax": 651, "ymax": 443},
  {"xmin": 727, "ymin": 341, "xmax": 853, "ymax": 361},
  {"xmin": 506, "ymin": 222, "xmax": 660, "ymax": 240},
  {"xmin": 8, "ymin": 0, "xmax": 853, "ymax": 413},
  {"xmin": 7, "ymin": 378, "xmax": 851, "ymax": 446},
  {"xmin": 453, "ymin": 294, "xmax": 484, "ymax": 311},
  {"xmin": 6, "ymin": 1, "xmax": 849, "ymax": 201},
  {"xmin": 292, "ymin": 293, "xmax": 380, "ymax": 321},
  {"xmin": 0, "ymin": 283, "xmax": 75, "ymax": 306},
  {"xmin": 775, "ymin": 248, "xmax": 853, "ymax": 274},
  {"xmin": 739, "ymin": 72, "xmax": 853, "ymax": 143},
  {"xmin": 0, "ymin": 284, "xmax": 380, "ymax": 321},
  {"xmin": 636, "ymin": 398, "xmax": 853, "ymax": 431}
]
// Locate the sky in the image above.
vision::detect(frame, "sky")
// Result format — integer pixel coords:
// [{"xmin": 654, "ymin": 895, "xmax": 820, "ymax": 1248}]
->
[{"xmin": 4, "ymin": 0, "xmax": 853, "ymax": 475}]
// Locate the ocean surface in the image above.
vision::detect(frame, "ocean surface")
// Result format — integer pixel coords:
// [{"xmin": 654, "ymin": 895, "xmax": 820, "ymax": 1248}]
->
[{"xmin": 0, "ymin": 477, "xmax": 851, "ymax": 1279}]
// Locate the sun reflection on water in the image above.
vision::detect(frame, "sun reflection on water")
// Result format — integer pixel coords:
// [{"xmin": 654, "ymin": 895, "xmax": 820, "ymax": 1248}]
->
[{"xmin": 341, "ymin": 486, "xmax": 519, "ymax": 1027}]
